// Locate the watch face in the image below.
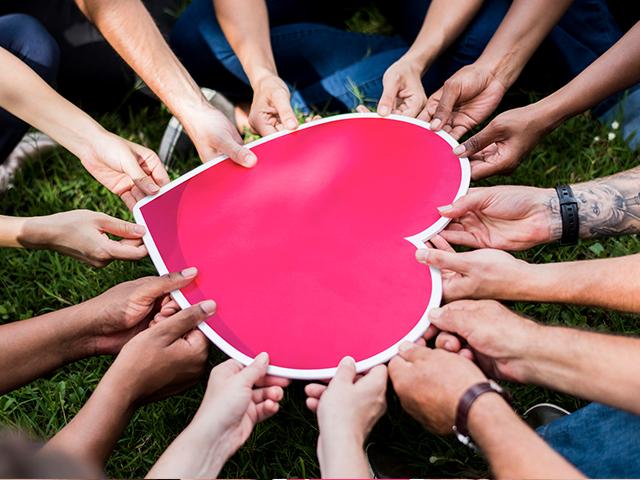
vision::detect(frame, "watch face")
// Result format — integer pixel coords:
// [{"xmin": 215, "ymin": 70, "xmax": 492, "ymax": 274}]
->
[{"xmin": 135, "ymin": 113, "xmax": 469, "ymax": 379}]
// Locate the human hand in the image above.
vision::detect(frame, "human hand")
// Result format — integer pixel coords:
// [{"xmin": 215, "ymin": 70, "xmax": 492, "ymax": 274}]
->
[
  {"xmin": 306, "ymin": 357, "xmax": 387, "ymax": 479},
  {"xmin": 103, "ymin": 300, "xmax": 212, "ymax": 405},
  {"xmin": 426, "ymin": 300, "xmax": 539, "ymax": 384},
  {"xmin": 438, "ymin": 186, "xmax": 561, "ymax": 250},
  {"xmin": 377, "ymin": 57, "xmax": 428, "ymax": 118},
  {"xmin": 86, "ymin": 268, "xmax": 200, "ymax": 355},
  {"xmin": 81, "ymin": 133, "xmax": 170, "ymax": 209},
  {"xmin": 186, "ymin": 354, "xmax": 288, "ymax": 459},
  {"xmin": 417, "ymin": 235, "xmax": 532, "ymax": 302},
  {"xmin": 180, "ymin": 102, "xmax": 257, "ymax": 167},
  {"xmin": 389, "ymin": 342, "xmax": 486, "ymax": 435},
  {"xmin": 23, "ymin": 209, "xmax": 147, "ymax": 267},
  {"xmin": 421, "ymin": 63, "xmax": 507, "ymax": 139},
  {"xmin": 452, "ymin": 104, "xmax": 551, "ymax": 179},
  {"xmin": 249, "ymin": 75, "xmax": 298, "ymax": 136}
]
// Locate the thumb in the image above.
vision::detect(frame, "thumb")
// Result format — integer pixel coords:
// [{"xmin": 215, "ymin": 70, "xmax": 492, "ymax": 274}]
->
[
  {"xmin": 100, "ymin": 214, "xmax": 146, "ymax": 239},
  {"xmin": 156, "ymin": 300, "xmax": 216, "ymax": 342},
  {"xmin": 139, "ymin": 268, "xmax": 199, "ymax": 299},
  {"xmin": 377, "ymin": 77, "xmax": 399, "ymax": 116},
  {"xmin": 333, "ymin": 356, "xmax": 357, "ymax": 384},
  {"xmin": 453, "ymin": 122, "xmax": 499, "ymax": 158},
  {"xmin": 427, "ymin": 305, "xmax": 471, "ymax": 339},
  {"xmin": 212, "ymin": 131, "xmax": 257, "ymax": 168},
  {"xmin": 430, "ymin": 81, "xmax": 459, "ymax": 131},
  {"xmin": 238, "ymin": 352, "xmax": 270, "ymax": 386},
  {"xmin": 437, "ymin": 189, "xmax": 482, "ymax": 219},
  {"xmin": 121, "ymin": 152, "xmax": 160, "ymax": 196},
  {"xmin": 415, "ymin": 248, "xmax": 469, "ymax": 274}
]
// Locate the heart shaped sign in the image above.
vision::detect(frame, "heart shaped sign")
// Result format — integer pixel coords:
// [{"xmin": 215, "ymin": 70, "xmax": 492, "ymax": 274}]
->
[{"xmin": 134, "ymin": 113, "xmax": 469, "ymax": 379}]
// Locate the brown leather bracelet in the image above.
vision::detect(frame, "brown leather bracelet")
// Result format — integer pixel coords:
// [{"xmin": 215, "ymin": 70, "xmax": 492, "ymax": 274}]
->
[{"xmin": 454, "ymin": 380, "xmax": 506, "ymax": 440}]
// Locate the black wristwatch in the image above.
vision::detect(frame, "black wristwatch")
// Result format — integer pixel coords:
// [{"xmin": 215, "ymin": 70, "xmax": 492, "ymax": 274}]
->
[
  {"xmin": 452, "ymin": 380, "xmax": 509, "ymax": 450},
  {"xmin": 555, "ymin": 184, "xmax": 579, "ymax": 245}
]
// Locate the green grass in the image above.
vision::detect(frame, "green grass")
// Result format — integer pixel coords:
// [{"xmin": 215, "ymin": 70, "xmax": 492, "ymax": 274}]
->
[
  {"xmin": 1, "ymin": 99, "xmax": 639, "ymax": 479},
  {"xmin": 2, "ymin": 5, "xmax": 640, "ymax": 475}
]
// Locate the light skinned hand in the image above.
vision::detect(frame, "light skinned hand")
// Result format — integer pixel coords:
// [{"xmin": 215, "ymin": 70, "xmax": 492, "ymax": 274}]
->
[
  {"xmin": 86, "ymin": 268, "xmax": 200, "ymax": 354},
  {"xmin": 104, "ymin": 299, "xmax": 212, "ymax": 405},
  {"xmin": 81, "ymin": 133, "xmax": 170, "ymax": 209},
  {"xmin": 427, "ymin": 300, "xmax": 539, "ymax": 384},
  {"xmin": 417, "ymin": 235, "xmax": 531, "ymax": 302},
  {"xmin": 249, "ymin": 75, "xmax": 299, "ymax": 136},
  {"xmin": 388, "ymin": 342, "xmax": 486, "ymax": 435},
  {"xmin": 305, "ymin": 357, "xmax": 388, "ymax": 444},
  {"xmin": 186, "ymin": 354, "xmax": 288, "ymax": 457},
  {"xmin": 22, "ymin": 209, "xmax": 147, "ymax": 267},
  {"xmin": 182, "ymin": 102, "xmax": 258, "ymax": 167},
  {"xmin": 420, "ymin": 63, "xmax": 507, "ymax": 139},
  {"xmin": 377, "ymin": 58, "xmax": 428, "ymax": 118},
  {"xmin": 438, "ymin": 186, "xmax": 558, "ymax": 250},
  {"xmin": 452, "ymin": 104, "xmax": 550, "ymax": 179}
]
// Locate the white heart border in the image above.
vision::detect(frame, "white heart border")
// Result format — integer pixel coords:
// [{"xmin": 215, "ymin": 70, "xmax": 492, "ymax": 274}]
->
[{"xmin": 133, "ymin": 112, "xmax": 470, "ymax": 379}]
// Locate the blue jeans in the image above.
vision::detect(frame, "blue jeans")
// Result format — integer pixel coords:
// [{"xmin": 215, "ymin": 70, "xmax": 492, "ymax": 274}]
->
[
  {"xmin": 538, "ymin": 403, "xmax": 640, "ymax": 478},
  {"xmin": 170, "ymin": 0, "xmax": 407, "ymax": 112},
  {"xmin": 0, "ymin": 14, "xmax": 60, "ymax": 161}
]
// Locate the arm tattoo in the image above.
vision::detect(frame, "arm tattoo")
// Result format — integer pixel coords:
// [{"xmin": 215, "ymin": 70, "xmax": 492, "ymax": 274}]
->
[{"xmin": 571, "ymin": 165, "xmax": 640, "ymax": 238}]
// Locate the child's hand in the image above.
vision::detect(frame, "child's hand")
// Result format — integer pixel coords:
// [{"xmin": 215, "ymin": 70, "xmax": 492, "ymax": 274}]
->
[
  {"xmin": 305, "ymin": 357, "xmax": 388, "ymax": 478},
  {"xmin": 86, "ymin": 268, "xmax": 199, "ymax": 355},
  {"xmin": 23, "ymin": 209, "xmax": 147, "ymax": 267},
  {"xmin": 103, "ymin": 300, "xmax": 213, "ymax": 406}
]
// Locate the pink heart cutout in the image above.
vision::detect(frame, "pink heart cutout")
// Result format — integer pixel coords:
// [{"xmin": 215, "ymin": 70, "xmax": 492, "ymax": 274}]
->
[{"xmin": 134, "ymin": 114, "xmax": 469, "ymax": 379}]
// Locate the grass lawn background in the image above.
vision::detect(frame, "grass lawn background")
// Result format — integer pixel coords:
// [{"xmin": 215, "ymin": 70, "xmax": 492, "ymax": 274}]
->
[{"xmin": 1, "ymin": 5, "xmax": 639, "ymax": 478}]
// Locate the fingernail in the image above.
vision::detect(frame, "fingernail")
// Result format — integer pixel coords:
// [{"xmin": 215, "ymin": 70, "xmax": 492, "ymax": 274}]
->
[
  {"xmin": 181, "ymin": 267, "xmax": 198, "ymax": 278},
  {"xmin": 378, "ymin": 105, "xmax": 389, "ymax": 116},
  {"xmin": 256, "ymin": 352, "xmax": 269, "ymax": 364},
  {"xmin": 429, "ymin": 308, "xmax": 443, "ymax": 319},
  {"xmin": 286, "ymin": 119, "xmax": 297, "ymax": 130},
  {"xmin": 244, "ymin": 152, "xmax": 257, "ymax": 167},
  {"xmin": 148, "ymin": 183, "xmax": 160, "ymax": 193},
  {"xmin": 415, "ymin": 249, "xmax": 429, "ymax": 263},
  {"xmin": 398, "ymin": 341, "xmax": 415, "ymax": 352},
  {"xmin": 430, "ymin": 118, "xmax": 441, "ymax": 130},
  {"xmin": 453, "ymin": 144, "xmax": 466, "ymax": 156},
  {"xmin": 437, "ymin": 205, "xmax": 452, "ymax": 213},
  {"xmin": 444, "ymin": 341, "xmax": 452, "ymax": 350},
  {"xmin": 200, "ymin": 300, "xmax": 216, "ymax": 315},
  {"xmin": 340, "ymin": 356, "xmax": 355, "ymax": 366},
  {"xmin": 133, "ymin": 224, "xmax": 146, "ymax": 235}
]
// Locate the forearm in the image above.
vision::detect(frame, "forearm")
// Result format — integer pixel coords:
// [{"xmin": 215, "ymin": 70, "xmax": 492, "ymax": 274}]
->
[
  {"xmin": 534, "ymin": 22, "xmax": 640, "ymax": 129},
  {"xmin": 469, "ymin": 394, "xmax": 583, "ymax": 478},
  {"xmin": 147, "ymin": 424, "xmax": 232, "ymax": 479},
  {"xmin": 520, "ymin": 326, "xmax": 640, "ymax": 415},
  {"xmin": 404, "ymin": 0, "xmax": 484, "ymax": 72},
  {"xmin": 476, "ymin": 0, "xmax": 573, "ymax": 87},
  {"xmin": 214, "ymin": 0, "xmax": 276, "ymax": 86},
  {"xmin": 76, "ymin": 0, "xmax": 208, "ymax": 123},
  {"xmin": 0, "ymin": 48, "xmax": 107, "ymax": 159},
  {"xmin": 0, "ymin": 303, "xmax": 95, "ymax": 394},
  {"xmin": 0, "ymin": 216, "xmax": 25, "ymax": 247},
  {"xmin": 520, "ymin": 255, "xmax": 640, "ymax": 312},
  {"xmin": 43, "ymin": 371, "xmax": 135, "ymax": 470},
  {"xmin": 317, "ymin": 432, "xmax": 369, "ymax": 479}
]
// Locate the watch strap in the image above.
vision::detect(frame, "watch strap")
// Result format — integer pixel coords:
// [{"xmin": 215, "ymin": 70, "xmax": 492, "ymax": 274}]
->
[
  {"xmin": 555, "ymin": 184, "xmax": 579, "ymax": 245},
  {"xmin": 454, "ymin": 380, "xmax": 505, "ymax": 439}
]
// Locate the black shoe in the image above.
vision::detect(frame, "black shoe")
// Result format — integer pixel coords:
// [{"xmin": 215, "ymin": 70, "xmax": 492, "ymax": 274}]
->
[{"xmin": 524, "ymin": 402, "xmax": 570, "ymax": 430}]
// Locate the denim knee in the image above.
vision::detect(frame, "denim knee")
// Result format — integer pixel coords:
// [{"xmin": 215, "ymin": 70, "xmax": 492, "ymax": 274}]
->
[{"xmin": 0, "ymin": 13, "xmax": 60, "ymax": 83}]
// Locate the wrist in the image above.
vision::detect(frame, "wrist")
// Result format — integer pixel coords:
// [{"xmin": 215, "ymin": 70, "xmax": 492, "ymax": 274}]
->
[
  {"xmin": 534, "ymin": 187, "xmax": 563, "ymax": 244},
  {"xmin": 13, "ymin": 216, "xmax": 51, "ymax": 249},
  {"xmin": 317, "ymin": 430, "xmax": 367, "ymax": 478},
  {"xmin": 467, "ymin": 392, "xmax": 514, "ymax": 440},
  {"xmin": 248, "ymin": 66, "xmax": 279, "ymax": 90},
  {"xmin": 402, "ymin": 46, "xmax": 440, "ymax": 74}
]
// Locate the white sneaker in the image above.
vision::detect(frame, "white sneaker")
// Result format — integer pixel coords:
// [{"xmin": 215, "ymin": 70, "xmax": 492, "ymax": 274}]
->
[{"xmin": 0, "ymin": 132, "xmax": 58, "ymax": 192}]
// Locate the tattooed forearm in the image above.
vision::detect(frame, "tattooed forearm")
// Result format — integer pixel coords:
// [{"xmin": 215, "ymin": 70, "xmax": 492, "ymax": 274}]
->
[{"xmin": 571, "ymin": 165, "xmax": 640, "ymax": 238}]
